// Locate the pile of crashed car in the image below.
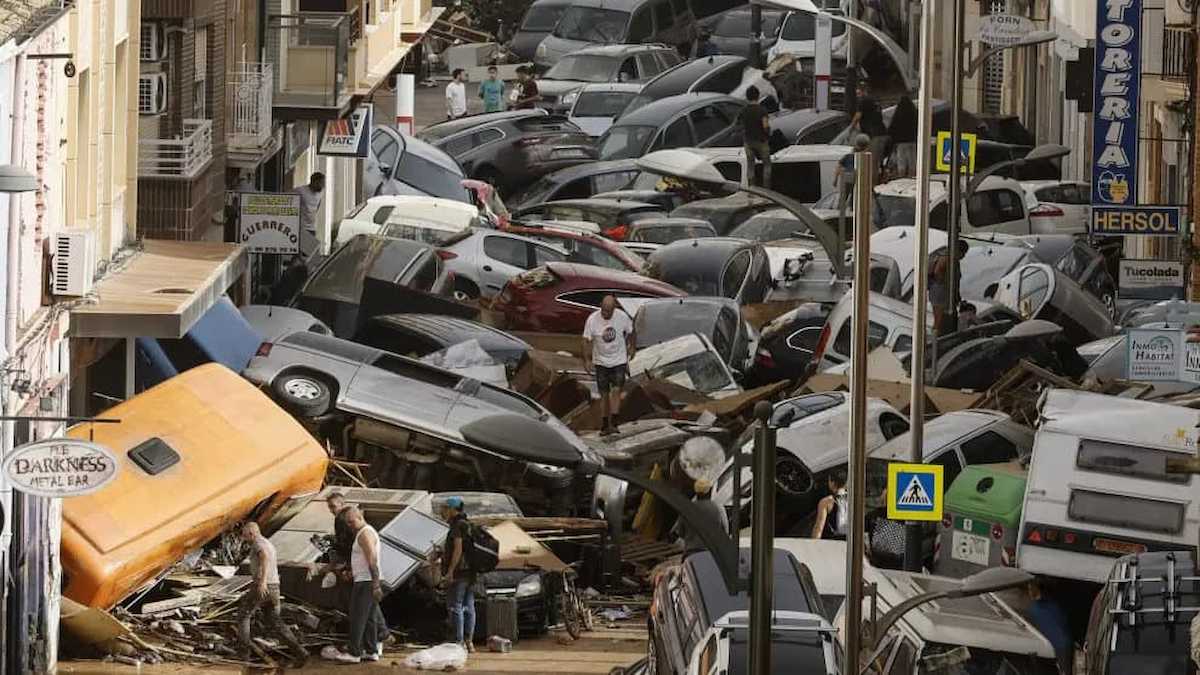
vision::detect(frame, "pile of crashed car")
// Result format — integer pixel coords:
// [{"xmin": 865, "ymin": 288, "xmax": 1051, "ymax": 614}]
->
[{"xmin": 56, "ymin": 12, "xmax": 1200, "ymax": 674}]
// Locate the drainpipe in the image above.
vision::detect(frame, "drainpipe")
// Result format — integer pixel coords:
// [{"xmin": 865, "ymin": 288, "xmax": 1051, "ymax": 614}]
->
[{"xmin": 6, "ymin": 53, "xmax": 23, "ymax": 359}]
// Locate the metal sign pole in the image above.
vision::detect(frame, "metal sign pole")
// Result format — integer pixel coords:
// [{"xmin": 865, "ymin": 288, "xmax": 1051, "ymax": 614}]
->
[
  {"xmin": 749, "ymin": 401, "xmax": 776, "ymax": 675},
  {"xmin": 944, "ymin": 0, "xmax": 965, "ymax": 335},
  {"xmin": 843, "ymin": 149, "xmax": 874, "ymax": 675},
  {"xmin": 905, "ymin": 0, "xmax": 937, "ymax": 573}
]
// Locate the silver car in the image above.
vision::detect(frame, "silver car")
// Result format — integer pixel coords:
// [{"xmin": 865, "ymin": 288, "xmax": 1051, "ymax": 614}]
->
[
  {"xmin": 244, "ymin": 330, "xmax": 594, "ymax": 508},
  {"xmin": 441, "ymin": 229, "xmax": 570, "ymax": 300}
]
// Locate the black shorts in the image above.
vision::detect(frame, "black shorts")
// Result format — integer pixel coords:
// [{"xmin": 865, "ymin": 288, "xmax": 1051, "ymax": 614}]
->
[{"xmin": 595, "ymin": 364, "xmax": 628, "ymax": 394}]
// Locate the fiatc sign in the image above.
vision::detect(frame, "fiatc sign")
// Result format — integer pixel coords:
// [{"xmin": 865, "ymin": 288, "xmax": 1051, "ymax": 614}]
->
[
  {"xmin": 3, "ymin": 439, "xmax": 118, "ymax": 497},
  {"xmin": 1091, "ymin": 0, "xmax": 1141, "ymax": 207}
]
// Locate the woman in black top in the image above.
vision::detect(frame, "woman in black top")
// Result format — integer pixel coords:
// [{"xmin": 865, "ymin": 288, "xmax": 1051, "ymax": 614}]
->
[{"xmin": 887, "ymin": 96, "xmax": 919, "ymax": 178}]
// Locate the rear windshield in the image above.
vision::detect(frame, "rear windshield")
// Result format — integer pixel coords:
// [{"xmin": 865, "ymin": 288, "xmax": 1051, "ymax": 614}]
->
[
  {"xmin": 394, "ymin": 149, "xmax": 470, "ymax": 202},
  {"xmin": 546, "ymin": 55, "xmax": 618, "ymax": 83},
  {"xmin": 780, "ymin": 11, "xmax": 846, "ymax": 40},
  {"xmin": 632, "ymin": 223, "xmax": 714, "ymax": 244},
  {"xmin": 642, "ymin": 349, "xmax": 733, "ymax": 394},
  {"xmin": 597, "ymin": 125, "xmax": 656, "ymax": 161},
  {"xmin": 304, "ymin": 237, "xmax": 426, "ymax": 302},
  {"xmin": 522, "ymin": 3, "xmax": 567, "ymax": 30},
  {"xmin": 1068, "ymin": 489, "xmax": 1186, "ymax": 534},
  {"xmin": 727, "ymin": 631, "xmax": 830, "ymax": 675},
  {"xmin": 730, "ymin": 217, "xmax": 807, "ymax": 242},
  {"xmin": 553, "ymin": 7, "xmax": 629, "ymax": 42},
  {"xmin": 574, "ymin": 90, "xmax": 640, "ymax": 117}
]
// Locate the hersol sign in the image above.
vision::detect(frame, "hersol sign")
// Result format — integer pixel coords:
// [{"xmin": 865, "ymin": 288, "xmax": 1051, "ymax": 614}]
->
[
  {"xmin": 1119, "ymin": 260, "xmax": 1185, "ymax": 300},
  {"xmin": 1091, "ymin": 206, "xmax": 1181, "ymax": 236},
  {"xmin": 4, "ymin": 439, "xmax": 118, "ymax": 497}
]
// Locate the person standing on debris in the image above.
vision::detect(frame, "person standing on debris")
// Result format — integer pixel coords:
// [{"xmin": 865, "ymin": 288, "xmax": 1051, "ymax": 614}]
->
[
  {"xmin": 811, "ymin": 469, "xmax": 849, "ymax": 540},
  {"xmin": 439, "ymin": 496, "xmax": 478, "ymax": 653},
  {"xmin": 739, "ymin": 86, "xmax": 771, "ymax": 188},
  {"xmin": 335, "ymin": 506, "xmax": 387, "ymax": 664},
  {"xmin": 479, "ymin": 65, "xmax": 506, "ymax": 113},
  {"xmin": 512, "ymin": 66, "xmax": 540, "ymax": 109},
  {"xmin": 238, "ymin": 522, "xmax": 307, "ymax": 667},
  {"xmin": 447, "ymin": 69, "xmax": 469, "ymax": 119},
  {"xmin": 583, "ymin": 294, "xmax": 636, "ymax": 436},
  {"xmin": 887, "ymin": 95, "xmax": 918, "ymax": 178},
  {"xmin": 295, "ymin": 171, "xmax": 325, "ymax": 260},
  {"xmin": 835, "ymin": 134, "xmax": 870, "ymax": 209},
  {"xmin": 673, "ymin": 479, "xmax": 729, "ymax": 550},
  {"xmin": 326, "ymin": 491, "xmax": 355, "ymax": 568},
  {"xmin": 851, "ymin": 85, "xmax": 888, "ymax": 171},
  {"xmin": 929, "ymin": 240, "xmax": 968, "ymax": 335}
]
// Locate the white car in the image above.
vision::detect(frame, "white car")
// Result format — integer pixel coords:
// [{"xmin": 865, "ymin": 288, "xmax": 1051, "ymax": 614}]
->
[
  {"xmin": 766, "ymin": 1, "xmax": 848, "ymax": 63},
  {"xmin": 1021, "ymin": 179, "xmax": 1091, "ymax": 235},
  {"xmin": 334, "ymin": 195, "xmax": 483, "ymax": 248},
  {"xmin": 872, "ymin": 175, "xmax": 1033, "ymax": 235},
  {"xmin": 567, "ymin": 82, "xmax": 644, "ymax": 138}
]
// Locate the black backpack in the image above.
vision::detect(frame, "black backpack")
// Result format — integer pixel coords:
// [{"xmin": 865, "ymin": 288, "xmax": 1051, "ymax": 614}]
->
[{"xmin": 464, "ymin": 521, "xmax": 499, "ymax": 573}]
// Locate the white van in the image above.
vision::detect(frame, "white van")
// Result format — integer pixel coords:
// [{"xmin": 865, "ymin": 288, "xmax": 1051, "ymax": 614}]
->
[
  {"xmin": 813, "ymin": 291, "xmax": 932, "ymax": 371},
  {"xmin": 1017, "ymin": 389, "xmax": 1200, "ymax": 583},
  {"xmin": 334, "ymin": 195, "xmax": 483, "ymax": 248},
  {"xmin": 631, "ymin": 145, "xmax": 846, "ymax": 204}
]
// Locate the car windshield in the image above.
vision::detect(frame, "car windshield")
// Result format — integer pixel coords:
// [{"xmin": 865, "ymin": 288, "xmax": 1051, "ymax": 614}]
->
[
  {"xmin": 632, "ymin": 223, "xmax": 714, "ymax": 244},
  {"xmin": 553, "ymin": 7, "xmax": 628, "ymax": 42},
  {"xmin": 597, "ymin": 125, "xmax": 656, "ymax": 160},
  {"xmin": 546, "ymin": 55, "xmax": 619, "ymax": 82},
  {"xmin": 635, "ymin": 303, "xmax": 719, "ymax": 345},
  {"xmin": 574, "ymin": 90, "xmax": 640, "ymax": 117},
  {"xmin": 643, "ymin": 259, "xmax": 720, "ymax": 296},
  {"xmin": 727, "ymin": 629, "xmax": 831, "ymax": 675},
  {"xmin": 730, "ymin": 217, "xmax": 808, "ymax": 242},
  {"xmin": 522, "ymin": 3, "xmax": 566, "ymax": 30},
  {"xmin": 714, "ymin": 10, "xmax": 783, "ymax": 37},
  {"xmin": 304, "ymin": 237, "xmax": 425, "ymax": 303},
  {"xmin": 394, "ymin": 145, "xmax": 470, "ymax": 202},
  {"xmin": 874, "ymin": 194, "xmax": 918, "ymax": 228},
  {"xmin": 780, "ymin": 11, "xmax": 845, "ymax": 40},
  {"xmin": 643, "ymin": 350, "xmax": 733, "ymax": 394}
]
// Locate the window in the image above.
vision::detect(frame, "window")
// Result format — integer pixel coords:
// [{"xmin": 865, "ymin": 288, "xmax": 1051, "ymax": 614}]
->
[
  {"xmin": 786, "ymin": 326, "xmax": 822, "ymax": 354},
  {"xmin": 484, "ymin": 235, "xmax": 531, "ymax": 268},
  {"xmin": 193, "ymin": 26, "xmax": 208, "ymax": 119},
  {"xmin": 699, "ymin": 635, "xmax": 719, "ymax": 675},
  {"xmin": 636, "ymin": 53, "xmax": 660, "ymax": 79},
  {"xmin": 931, "ymin": 450, "xmax": 963, "ymax": 487},
  {"xmin": 720, "ymin": 250, "xmax": 752, "ymax": 298},
  {"xmin": 892, "ymin": 334, "xmax": 912, "ymax": 354},
  {"xmin": 618, "ymin": 57, "xmax": 640, "ymax": 83},
  {"xmin": 714, "ymin": 161, "xmax": 742, "ymax": 182},
  {"xmin": 696, "ymin": 65, "xmax": 743, "ymax": 94},
  {"xmin": 969, "ymin": 189, "xmax": 1025, "ymax": 227},
  {"xmin": 879, "ymin": 413, "xmax": 910, "ymax": 440},
  {"xmin": 1057, "ymin": 244, "xmax": 1094, "ymax": 282},
  {"xmin": 556, "ymin": 178, "xmax": 594, "ymax": 200},
  {"xmin": 358, "ymin": 325, "xmax": 440, "ymax": 357},
  {"xmin": 474, "ymin": 128, "xmax": 504, "ymax": 145},
  {"xmin": 372, "ymin": 353, "xmax": 459, "ymax": 388},
  {"xmin": 372, "ymin": 130, "xmax": 400, "ymax": 171},
  {"xmin": 690, "ymin": 106, "xmax": 729, "ymax": 143},
  {"xmin": 832, "ymin": 320, "xmax": 889, "ymax": 358},
  {"xmin": 656, "ymin": 49, "xmax": 684, "ymax": 69},
  {"xmin": 653, "ymin": 0, "xmax": 674, "ymax": 30},
  {"xmin": 443, "ymin": 133, "xmax": 474, "ymax": 157},
  {"xmin": 627, "ymin": 8, "xmax": 653, "ymax": 42},
  {"xmin": 533, "ymin": 244, "xmax": 566, "ymax": 266},
  {"xmin": 960, "ymin": 431, "xmax": 1019, "ymax": 465},
  {"xmin": 659, "ymin": 118, "xmax": 694, "ymax": 149},
  {"xmin": 571, "ymin": 241, "xmax": 628, "ymax": 270},
  {"xmin": 1076, "ymin": 439, "xmax": 1190, "ymax": 484},
  {"xmin": 521, "ymin": 3, "xmax": 567, "ymax": 30},
  {"xmin": 993, "ymin": 189, "xmax": 1025, "ymax": 221},
  {"xmin": 372, "ymin": 206, "xmax": 395, "ymax": 224},
  {"xmin": 1068, "ymin": 489, "xmax": 1186, "ymax": 534},
  {"xmin": 592, "ymin": 170, "xmax": 637, "ymax": 194},
  {"xmin": 405, "ymin": 255, "xmax": 441, "ymax": 291},
  {"xmin": 1017, "ymin": 266, "xmax": 1051, "ymax": 317}
]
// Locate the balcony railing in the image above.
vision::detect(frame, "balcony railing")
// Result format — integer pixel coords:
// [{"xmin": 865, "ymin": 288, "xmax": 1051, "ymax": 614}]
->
[
  {"xmin": 1162, "ymin": 28, "xmax": 1192, "ymax": 81},
  {"xmin": 228, "ymin": 62, "xmax": 274, "ymax": 149},
  {"xmin": 138, "ymin": 119, "xmax": 214, "ymax": 179}
]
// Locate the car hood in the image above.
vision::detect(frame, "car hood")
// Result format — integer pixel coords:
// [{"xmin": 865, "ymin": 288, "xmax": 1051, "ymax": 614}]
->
[
  {"xmin": 538, "ymin": 35, "xmax": 597, "ymax": 65},
  {"xmin": 538, "ymin": 79, "xmax": 589, "ymax": 98}
]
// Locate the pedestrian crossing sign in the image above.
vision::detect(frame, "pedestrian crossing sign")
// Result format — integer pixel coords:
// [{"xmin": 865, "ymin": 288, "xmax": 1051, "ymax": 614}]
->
[
  {"xmin": 886, "ymin": 463, "xmax": 944, "ymax": 521},
  {"xmin": 935, "ymin": 131, "xmax": 977, "ymax": 174}
]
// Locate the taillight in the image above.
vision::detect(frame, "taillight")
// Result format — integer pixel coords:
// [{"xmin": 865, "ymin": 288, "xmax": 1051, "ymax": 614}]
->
[
  {"xmin": 990, "ymin": 523, "xmax": 1004, "ymax": 540},
  {"xmin": 1030, "ymin": 203, "xmax": 1064, "ymax": 218},
  {"xmin": 256, "ymin": 342, "xmax": 273, "ymax": 357},
  {"xmin": 603, "ymin": 224, "xmax": 629, "ymax": 240},
  {"xmin": 812, "ymin": 324, "xmax": 832, "ymax": 362},
  {"xmin": 942, "ymin": 513, "xmax": 953, "ymax": 529},
  {"xmin": 518, "ymin": 137, "xmax": 544, "ymax": 147},
  {"xmin": 436, "ymin": 249, "xmax": 458, "ymax": 261},
  {"xmin": 755, "ymin": 348, "xmax": 775, "ymax": 369}
]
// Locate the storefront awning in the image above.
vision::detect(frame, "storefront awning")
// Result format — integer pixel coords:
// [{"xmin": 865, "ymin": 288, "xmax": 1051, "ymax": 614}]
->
[{"xmin": 70, "ymin": 241, "xmax": 248, "ymax": 339}]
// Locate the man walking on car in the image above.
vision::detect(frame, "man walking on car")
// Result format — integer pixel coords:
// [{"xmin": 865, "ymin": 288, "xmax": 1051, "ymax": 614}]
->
[
  {"xmin": 439, "ymin": 496, "xmax": 477, "ymax": 653},
  {"xmin": 583, "ymin": 294, "xmax": 635, "ymax": 436},
  {"xmin": 739, "ymin": 86, "xmax": 771, "ymax": 188},
  {"xmin": 237, "ymin": 522, "xmax": 307, "ymax": 667}
]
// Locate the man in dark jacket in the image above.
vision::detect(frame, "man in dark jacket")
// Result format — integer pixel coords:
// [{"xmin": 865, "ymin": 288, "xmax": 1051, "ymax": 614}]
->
[
  {"xmin": 439, "ymin": 497, "xmax": 477, "ymax": 653},
  {"xmin": 739, "ymin": 86, "xmax": 771, "ymax": 188}
]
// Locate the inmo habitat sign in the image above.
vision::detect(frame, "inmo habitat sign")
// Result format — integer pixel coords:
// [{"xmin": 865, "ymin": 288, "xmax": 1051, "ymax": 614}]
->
[{"xmin": 3, "ymin": 439, "xmax": 118, "ymax": 497}]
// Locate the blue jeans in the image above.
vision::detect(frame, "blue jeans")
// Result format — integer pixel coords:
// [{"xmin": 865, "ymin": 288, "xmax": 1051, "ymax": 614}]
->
[{"xmin": 448, "ymin": 578, "xmax": 476, "ymax": 643}]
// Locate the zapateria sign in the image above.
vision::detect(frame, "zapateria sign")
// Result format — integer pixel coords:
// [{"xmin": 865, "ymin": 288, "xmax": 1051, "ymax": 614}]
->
[
  {"xmin": 3, "ymin": 439, "xmax": 119, "ymax": 497},
  {"xmin": 1091, "ymin": 0, "xmax": 1141, "ymax": 207}
]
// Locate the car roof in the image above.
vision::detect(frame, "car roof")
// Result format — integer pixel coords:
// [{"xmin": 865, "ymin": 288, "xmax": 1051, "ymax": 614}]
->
[
  {"xmin": 684, "ymin": 548, "xmax": 816, "ymax": 624},
  {"xmin": 544, "ymin": 261, "xmax": 683, "ymax": 293},
  {"xmin": 370, "ymin": 313, "xmax": 528, "ymax": 345},
  {"xmin": 652, "ymin": 236, "xmax": 754, "ymax": 261},
  {"xmin": 639, "ymin": 55, "xmax": 747, "ymax": 97},
  {"xmin": 564, "ymin": 0, "xmax": 656, "ymax": 10},
  {"xmin": 572, "ymin": 43, "xmax": 665, "ymax": 56},
  {"xmin": 875, "ymin": 174, "xmax": 1024, "ymax": 199},
  {"xmin": 872, "ymin": 410, "xmax": 1009, "ymax": 461},
  {"xmin": 578, "ymin": 82, "xmax": 645, "ymax": 94},
  {"xmin": 614, "ymin": 92, "xmax": 741, "ymax": 127},
  {"xmin": 536, "ymin": 198, "xmax": 662, "ymax": 213},
  {"xmin": 362, "ymin": 194, "xmax": 479, "ymax": 212},
  {"xmin": 773, "ymin": 143, "xmax": 853, "ymax": 162}
]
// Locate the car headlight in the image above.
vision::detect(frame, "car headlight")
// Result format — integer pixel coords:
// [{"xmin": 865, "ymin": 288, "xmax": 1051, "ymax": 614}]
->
[
  {"xmin": 536, "ymin": 43, "xmax": 547, "ymax": 57},
  {"xmin": 516, "ymin": 574, "xmax": 542, "ymax": 598},
  {"xmin": 561, "ymin": 90, "xmax": 580, "ymax": 107}
]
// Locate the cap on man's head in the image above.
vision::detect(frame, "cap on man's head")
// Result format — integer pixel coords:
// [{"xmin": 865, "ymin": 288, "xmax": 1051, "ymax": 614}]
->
[{"xmin": 445, "ymin": 496, "xmax": 465, "ymax": 510}]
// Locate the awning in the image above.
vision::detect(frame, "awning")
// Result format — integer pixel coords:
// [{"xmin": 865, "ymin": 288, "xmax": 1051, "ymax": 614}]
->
[{"xmin": 69, "ymin": 241, "xmax": 248, "ymax": 339}]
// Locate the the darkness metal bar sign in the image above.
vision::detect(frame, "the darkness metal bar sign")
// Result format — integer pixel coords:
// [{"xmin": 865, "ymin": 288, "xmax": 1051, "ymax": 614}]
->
[{"xmin": 1091, "ymin": 0, "xmax": 1157, "ymax": 234}]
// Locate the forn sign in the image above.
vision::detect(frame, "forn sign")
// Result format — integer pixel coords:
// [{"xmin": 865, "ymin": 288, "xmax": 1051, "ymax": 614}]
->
[{"xmin": 4, "ymin": 439, "xmax": 118, "ymax": 497}]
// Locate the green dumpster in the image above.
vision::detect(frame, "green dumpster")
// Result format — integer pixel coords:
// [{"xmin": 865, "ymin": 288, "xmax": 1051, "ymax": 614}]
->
[{"xmin": 934, "ymin": 462, "xmax": 1027, "ymax": 577}]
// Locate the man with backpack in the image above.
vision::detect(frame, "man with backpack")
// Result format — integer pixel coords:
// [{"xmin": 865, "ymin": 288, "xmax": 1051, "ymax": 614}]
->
[
  {"xmin": 810, "ymin": 469, "xmax": 849, "ymax": 540},
  {"xmin": 439, "ymin": 496, "xmax": 497, "ymax": 653}
]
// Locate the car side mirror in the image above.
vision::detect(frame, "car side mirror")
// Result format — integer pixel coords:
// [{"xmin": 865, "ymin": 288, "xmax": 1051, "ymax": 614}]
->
[
  {"xmin": 984, "ymin": 282, "xmax": 998, "ymax": 299},
  {"xmin": 379, "ymin": 164, "xmax": 393, "ymax": 177}
]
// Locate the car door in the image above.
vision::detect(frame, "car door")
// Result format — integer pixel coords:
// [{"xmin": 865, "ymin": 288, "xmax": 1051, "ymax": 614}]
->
[
  {"xmin": 691, "ymin": 104, "xmax": 735, "ymax": 147},
  {"xmin": 1062, "ymin": 182, "xmax": 1093, "ymax": 234},
  {"xmin": 366, "ymin": 128, "xmax": 402, "ymax": 196},
  {"xmin": 652, "ymin": 116, "xmax": 695, "ymax": 152},
  {"xmin": 966, "ymin": 188, "xmax": 1029, "ymax": 235},
  {"xmin": 480, "ymin": 233, "xmax": 535, "ymax": 294},
  {"xmin": 635, "ymin": 52, "xmax": 661, "ymax": 81}
]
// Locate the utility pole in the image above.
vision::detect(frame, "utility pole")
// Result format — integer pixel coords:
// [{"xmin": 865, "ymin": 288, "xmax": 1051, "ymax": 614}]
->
[
  {"xmin": 1191, "ymin": 0, "xmax": 1200, "ymax": 300},
  {"xmin": 943, "ymin": 0, "xmax": 965, "ymax": 334},
  {"xmin": 750, "ymin": 4, "xmax": 763, "ymax": 69},
  {"xmin": 845, "ymin": 0, "xmax": 858, "ymax": 115},
  {"xmin": 748, "ymin": 401, "xmax": 776, "ymax": 675},
  {"xmin": 906, "ymin": 0, "xmax": 936, "ymax": 573}
]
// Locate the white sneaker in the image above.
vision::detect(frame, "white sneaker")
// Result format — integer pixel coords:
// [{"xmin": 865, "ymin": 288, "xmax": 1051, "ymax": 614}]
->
[
  {"xmin": 377, "ymin": 642, "xmax": 385, "ymax": 657},
  {"xmin": 334, "ymin": 652, "xmax": 361, "ymax": 664},
  {"xmin": 363, "ymin": 653, "xmax": 380, "ymax": 662}
]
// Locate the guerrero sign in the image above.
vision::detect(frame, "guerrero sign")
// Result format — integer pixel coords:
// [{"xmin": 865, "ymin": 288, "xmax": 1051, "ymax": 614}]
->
[
  {"xmin": 239, "ymin": 193, "xmax": 301, "ymax": 254},
  {"xmin": 1119, "ymin": 260, "xmax": 1185, "ymax": 300},
  {"xmin": 1091, "ymin": 0, "xmax": 1140, "ymax": 207},
  {"xmin": 1091, "ymin": 205, "xmax": 1181, "ymax": 236},
  {"xmin": 4, "ymin": 439, "xmax": 118, "ymax": 497}
]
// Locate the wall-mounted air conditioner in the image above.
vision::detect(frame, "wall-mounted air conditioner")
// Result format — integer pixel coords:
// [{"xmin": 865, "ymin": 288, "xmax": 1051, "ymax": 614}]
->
[
  {"xmin": 140, "ymin": 22, "xmax": 168, "ymax": 61},
  {"xmin": 52, "ymin": 228, "xmax": 96, "ymax": 297},
  {"xmin": 138, "ymin": 73, "xmax": 167, "ymax": 115}
]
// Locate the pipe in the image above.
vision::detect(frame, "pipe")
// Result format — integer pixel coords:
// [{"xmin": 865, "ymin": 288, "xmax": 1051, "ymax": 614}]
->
[
  {"xmin": 843, "ymin": 148, "xmax": 873, "ymax": 675},
  {"xmin": 905, "ymin": 0, "xmax": 936, "ymax": 573},
  {"xmin": 748, "ymin": 400, "xmax": 775, "ymax": 675},
  {"xmin": 943, "ymin": 0, "xmax": 964, "ymax": 335}
]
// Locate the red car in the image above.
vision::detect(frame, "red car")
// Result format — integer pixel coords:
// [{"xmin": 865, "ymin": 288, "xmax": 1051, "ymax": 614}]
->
[
  {"xmin": 502, "ymin": 221, "xmax": 645, "ymax": 274},
  {"xmin": 492, "ymin": 262, "xmax": 685, "ymax": 333}
]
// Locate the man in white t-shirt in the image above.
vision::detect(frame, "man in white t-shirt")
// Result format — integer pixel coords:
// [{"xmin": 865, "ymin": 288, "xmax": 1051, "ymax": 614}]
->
[
  {"xmin": 583, "ymin": 295, "xmax": 636, "ymax": 435},
  {"xmin": 334, "ymin": 506, "xmax": 387, "ymax": 664},
  {"xmin": 294, "ymin": 171, "xmax": 325, "ymax": 260}
]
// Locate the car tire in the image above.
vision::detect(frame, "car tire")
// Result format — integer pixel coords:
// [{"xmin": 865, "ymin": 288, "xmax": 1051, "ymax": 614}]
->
[
  {"xmin": 272, "ymin": 372, "xmax": 333, "ymax": 418},
  {"xmin": 775, "ymin": 450, "xmax": 814, "ymax": 497},
  {"xmin": 453, "ymin": 278, "xmax": 481, "ymax": 302}
]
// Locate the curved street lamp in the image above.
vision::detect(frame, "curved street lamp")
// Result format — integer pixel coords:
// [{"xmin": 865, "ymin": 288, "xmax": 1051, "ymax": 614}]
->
[{"xmin": 963, "ymin": 143, "xmax": 1071, "ymax": 202}]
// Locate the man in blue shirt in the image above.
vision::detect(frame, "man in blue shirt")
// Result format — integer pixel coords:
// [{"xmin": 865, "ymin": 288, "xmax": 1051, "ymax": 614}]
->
[{"xmin": 478, "ymin": 65, "xmax": 505, "ymax": 113}]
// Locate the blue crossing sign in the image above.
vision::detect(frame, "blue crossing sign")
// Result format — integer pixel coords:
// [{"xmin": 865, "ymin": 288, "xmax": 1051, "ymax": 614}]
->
[
  {"xmin": 886, "ymin": 463, "xmax": 944, "ymax": 521},
  {"xmin": 935, "ymin": 131, "xmax": 977, "ymax": 174}
]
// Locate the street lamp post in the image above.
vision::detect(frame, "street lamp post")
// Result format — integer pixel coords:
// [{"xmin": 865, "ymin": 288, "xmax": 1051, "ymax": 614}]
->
[
  {"xmin": 943, "ymin": 27, "xmax": 1058, "ymax": 334},
  {"xmin": 963, "ymin": 143, "xmax": 1071, "ymax": 201}
]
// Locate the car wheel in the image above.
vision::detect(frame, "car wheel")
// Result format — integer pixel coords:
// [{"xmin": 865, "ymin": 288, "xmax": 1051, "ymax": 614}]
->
[
  {"xmin": 1101, "ymin": 290, "xmax": 1117, "ymax": 320},
  {"xmin": 775, "ymin": 451, "xmax": 814, "ymax": 497},
  {"xmin": 272, "ymin": 372, "xmax": 333, "ymax": 418},
  {"xmin": 453, "ymin": 278, "xmax": 481, "ymax": 302}
]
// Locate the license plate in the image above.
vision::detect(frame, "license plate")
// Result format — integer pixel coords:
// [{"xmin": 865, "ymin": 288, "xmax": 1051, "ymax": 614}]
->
[
  {"xmin": 553, "ymin": 148, "xmax": 589, "ymax": 159},
  {"xmin": 1093, "ymin": 538, "xmax": 1147, "ymax": 556},
  {"xmin": 951, "ymin": 530, "xmax": 991, "ymax": 566}
]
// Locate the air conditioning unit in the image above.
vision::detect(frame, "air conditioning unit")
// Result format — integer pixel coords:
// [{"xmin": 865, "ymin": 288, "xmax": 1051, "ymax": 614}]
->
[
  {"xmin": 137, "ymin": 73, "xmax": 167, "ymax": 115},
  {"xmin": 1167, "ymin": 0, "xmax": 1195, "ymax": 26},
  {"xmin": 52, "ymin": 229, "xmax": 96, "ymax": 297},
  {"xmin": 140, "ymin": 22, "xmax": 167, "ymax": 61}
]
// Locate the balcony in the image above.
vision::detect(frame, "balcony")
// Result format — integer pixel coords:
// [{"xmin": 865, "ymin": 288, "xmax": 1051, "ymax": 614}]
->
[
  {"xmin": 138, "ymin": 119, "xmax": 214, "ymax": 180},
  {"xmin": 228, "ymin": 63, "xmax": 282, "ymax": 168},
  {"xmin": 267, "ymin": 1, "xmax": 437, "ymax": 119}
]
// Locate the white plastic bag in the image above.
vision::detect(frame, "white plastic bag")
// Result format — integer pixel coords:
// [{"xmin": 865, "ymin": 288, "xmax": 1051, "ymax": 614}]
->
[{"xmin": 404, "ymin": 643, "xmax": 468, "ymax": 671}]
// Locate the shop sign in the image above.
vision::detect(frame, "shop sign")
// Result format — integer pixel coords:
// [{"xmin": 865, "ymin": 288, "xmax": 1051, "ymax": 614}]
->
[{"xmin": 4, "ymin": 439, "xmax": 119, "ymax": 497}]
